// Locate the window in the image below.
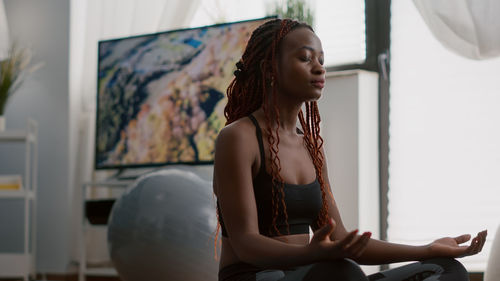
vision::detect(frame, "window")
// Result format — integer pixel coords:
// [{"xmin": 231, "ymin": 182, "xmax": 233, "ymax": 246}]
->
[
  {"xmin": 189, "ymin": 0, "xmax": 380, "ymax": 69},
  {"xmin": 388, "ymin": 0, "xmax": 500, "ymax": 271},
  {"xmin": 315, "ymin": 0, "xmax": 365, "ymax": 67}
]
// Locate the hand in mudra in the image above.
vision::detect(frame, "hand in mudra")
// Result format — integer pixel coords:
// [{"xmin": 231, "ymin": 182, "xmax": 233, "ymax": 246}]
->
[
  {"xmin": 429, "ymin": 230, "xmax": 487, "ymax": 258},
  {"xmin": 310, "ymin": 218, "xmax": 372, "ymax": 260}
]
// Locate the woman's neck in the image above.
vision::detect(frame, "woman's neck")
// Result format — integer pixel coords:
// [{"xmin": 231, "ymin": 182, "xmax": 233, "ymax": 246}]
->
[{"xmin": 254, "ymin": 103, "xmax": 302, "ymax": 136}]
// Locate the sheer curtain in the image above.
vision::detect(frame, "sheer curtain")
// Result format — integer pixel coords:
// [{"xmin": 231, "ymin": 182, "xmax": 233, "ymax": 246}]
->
[
  {"xmin": 189, "ymin": 0, "xmax": 269, "ymax": 27},
  {"xmin": 412, "ymin": 0, "xmax": 500, "ymax": 60},
  {"xmin": 388, "ymin": 1, "xmax": 500, "ymax": 271},
  {"xmin": 69, "ymin": 0, "xmax": 200, "ymax": 263},
  {"xmin": 0, "ymin": 0, "xmax": 9, "ymax": 59}
]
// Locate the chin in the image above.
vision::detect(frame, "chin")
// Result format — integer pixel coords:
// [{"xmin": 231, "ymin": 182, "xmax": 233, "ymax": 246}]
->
[{"xmin": 306, "ymin": 91, "xmax": 322, "ymax": 101}]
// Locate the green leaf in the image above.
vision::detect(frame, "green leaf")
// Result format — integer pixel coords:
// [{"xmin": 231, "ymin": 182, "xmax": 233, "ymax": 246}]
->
[
  {"xmin": 269, "ymin": 0, "xmax": 315, "ymax": 26},
  {"xmin": 0, "ymin": 43, "xmax": 41, "ymax": 114}
]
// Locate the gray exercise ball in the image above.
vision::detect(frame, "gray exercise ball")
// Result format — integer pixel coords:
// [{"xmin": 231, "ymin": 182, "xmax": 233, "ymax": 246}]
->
[{"xmin": 107, "ymin": 169, "xmax": 218, "ymax": 281}]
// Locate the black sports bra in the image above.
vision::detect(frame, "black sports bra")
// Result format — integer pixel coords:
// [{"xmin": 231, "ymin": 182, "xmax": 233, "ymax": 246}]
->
[{"xmin": 217, "ymin": 114, "xmax": 323, "ymax": 237}]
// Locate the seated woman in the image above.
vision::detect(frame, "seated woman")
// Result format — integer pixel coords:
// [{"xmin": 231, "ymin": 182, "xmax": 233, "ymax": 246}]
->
[{"xmin": 213, "ymin": 18, "xmax": 487, "ymax": 281}]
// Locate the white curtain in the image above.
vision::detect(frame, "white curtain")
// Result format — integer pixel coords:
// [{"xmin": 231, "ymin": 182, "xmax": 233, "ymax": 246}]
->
[
  {"xmin": 413, "ymin": 0, "xmax": 500, "ymax": 60},
  {"xmin": 69, "ymin": 0, "xmax": 200, "ymax": 264},
  {"xmin": 0, "ymin": 0, "xmax": 9, "ymax": 59},
  {"xmin": 389, "ymin": 0, "xmax": 500, "ymax": 271}
]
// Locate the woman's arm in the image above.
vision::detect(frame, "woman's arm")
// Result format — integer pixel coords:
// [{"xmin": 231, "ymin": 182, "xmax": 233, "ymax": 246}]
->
[
  {"xmin": 214, "ymin": 122, "xmax": 369, "ymax": 269},
  {"xmin": 319, "ymin": 148, "xmax": 488, "ymax": 265},
  {"xmin": 354, "ymin": 231, "xmax": 486, "ymax": 265}
]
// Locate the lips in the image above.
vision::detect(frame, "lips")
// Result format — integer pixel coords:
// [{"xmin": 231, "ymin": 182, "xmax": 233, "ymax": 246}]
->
[{"xmin": 311, "ymin": 79, "xmax": 325, "ymax": 89}]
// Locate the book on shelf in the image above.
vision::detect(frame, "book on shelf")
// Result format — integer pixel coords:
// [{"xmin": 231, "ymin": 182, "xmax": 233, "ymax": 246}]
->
[{"xmin": 0, "ymin": 175, "xmax": 22, "ymax": 190}]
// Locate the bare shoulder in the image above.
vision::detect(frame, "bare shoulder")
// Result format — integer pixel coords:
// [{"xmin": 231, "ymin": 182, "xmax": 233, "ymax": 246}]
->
[
  {"xmin": 213, "ymin": 117, "xmax": 258, "ymax": 195},
  {"xmin": 216, "ymin": 117, "xmax": 256, "ymax": 148},
  {"xmin": 214, "ymin": 116, "xmax": 258, "ymax": 171}
]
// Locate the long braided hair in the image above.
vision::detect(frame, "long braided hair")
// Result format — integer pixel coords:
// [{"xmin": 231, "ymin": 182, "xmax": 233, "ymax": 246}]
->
[{"xmin": 215, "ymin": 18, "xmax": 332, "ymax": 255}]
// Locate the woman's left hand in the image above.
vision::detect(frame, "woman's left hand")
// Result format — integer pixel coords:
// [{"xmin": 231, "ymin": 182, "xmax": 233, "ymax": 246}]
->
[{"xmin": 428, "ymin": 230, "xmax": 487, "ymax": 258}]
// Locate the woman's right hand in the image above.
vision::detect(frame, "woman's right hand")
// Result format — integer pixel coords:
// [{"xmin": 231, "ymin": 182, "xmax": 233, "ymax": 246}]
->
[{"xmin": 309, "ymin": 218, "xmax": 372, "ymax": 261}]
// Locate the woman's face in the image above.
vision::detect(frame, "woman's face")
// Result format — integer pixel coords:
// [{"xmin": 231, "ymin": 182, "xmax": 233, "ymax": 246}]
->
[{"xmin": 275, "ymin": 27, "xmax": 326, "ymax": 102}]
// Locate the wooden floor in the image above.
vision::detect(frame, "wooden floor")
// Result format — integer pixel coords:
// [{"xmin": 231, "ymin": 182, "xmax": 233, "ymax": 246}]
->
[
  {"xmin": 470, "ymin": 272, "xmax": 484, "ymax": 281},
  {"xmin": 0, "ymin": 275, "xmax": 121, "ymax": 281},
  {"xmin": 0, "ymin": 272, "xmax": 484, "ymax": 280}
]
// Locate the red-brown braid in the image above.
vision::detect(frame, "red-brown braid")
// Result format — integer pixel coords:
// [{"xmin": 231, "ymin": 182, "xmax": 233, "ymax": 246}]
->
[{"xmin": 215, "ymin": 18, "xmax": 332, "ymax": 257}]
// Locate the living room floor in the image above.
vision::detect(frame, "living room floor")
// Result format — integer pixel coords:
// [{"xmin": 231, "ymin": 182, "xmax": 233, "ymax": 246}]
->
[{"xmin": 0, "ymin": 272, "xmax": 486, "ymax": 281}]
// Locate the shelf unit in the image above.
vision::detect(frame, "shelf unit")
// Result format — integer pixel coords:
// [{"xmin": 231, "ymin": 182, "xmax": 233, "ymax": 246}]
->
[
  {"xmin": 0, "ymin": 120, "xmax": 38, "ymax": 281},
  {"xmin": 79, "ymin": 180, "xmax": 132, "ymax": 281}
]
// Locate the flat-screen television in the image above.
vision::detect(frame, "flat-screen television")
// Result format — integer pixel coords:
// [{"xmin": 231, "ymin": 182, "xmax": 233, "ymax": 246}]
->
[{"xmin": 95, "ymin": 17, "xmax": 272, "ymax": 170}]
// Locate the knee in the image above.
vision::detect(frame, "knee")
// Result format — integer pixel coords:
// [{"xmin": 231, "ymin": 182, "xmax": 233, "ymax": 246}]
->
[
  {"xmin": 423, "ymin": 258, "xmax": 469, "ymax": 281},
  {"xmin": 304, "ymin": 259, "xmax": 368, "ymax": 281}
]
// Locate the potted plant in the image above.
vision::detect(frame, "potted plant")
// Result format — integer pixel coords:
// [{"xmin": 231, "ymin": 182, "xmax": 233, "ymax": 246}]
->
[
  {"xmin": 270, "ymin": 0, "xmax": 315, "ymax": 26},
  {"xmin": 0, "ymin": 44, "xmax": 40, "ymax": 131}
]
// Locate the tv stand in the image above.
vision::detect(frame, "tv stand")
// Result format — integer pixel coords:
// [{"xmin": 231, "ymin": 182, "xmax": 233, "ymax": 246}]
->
[
  {"xmin": 112, "ymin": 167, "xmax": 157, "ymax": 180},
  {"xmin": 79, "ymin": 179, "xmax": 133, "ymax": 281}
]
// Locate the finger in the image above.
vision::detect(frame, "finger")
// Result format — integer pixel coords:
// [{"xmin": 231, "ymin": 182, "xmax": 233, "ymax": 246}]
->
[
  {"xmin": 467, "ymin": 236, "xmax": 480, "ymax": 255},
  {"xmin": 346, "ymin": 232, "xmax": 371, "ymax": 257},
  {"xmin": 474, "ymin": 232, "xmax": 485, "ymax": 254},
  {"xmin": 455, "ymin": 245, "xmax": 471, "ymax": 258},
  {"xmin": 481, "ymin": 230, "xmax": 488, "ymax": 248},
  {"xmin": 478, "ymin": 230, "xmax": 487, "ymax": 252},
  {"xmin": 475, "ymin": 232, "xmax": 484, "ymax": 252},
  {"xmin": 461, "ymin": 238, "xmax": 475, "ymax": 257},
  {"xmin": 346, "ymin": 232, "xmax": 371, "ymax": 250},
  {"xmin": 351, "ymin": 236, "xmax": 371, "ymax": 258},
  {"xmin": 454, "ymin": 234, "xmax": 471, "ymax": 245},
  {"xmin": 312, "ymin": 219, "xmax": 336, "ymax": 241},
  {"xmin": 337, "ymin": 229, "xmax": 359, "ymax": 248}
]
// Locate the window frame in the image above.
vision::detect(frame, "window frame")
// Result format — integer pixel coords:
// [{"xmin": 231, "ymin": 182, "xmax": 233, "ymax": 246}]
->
[
  {"xmin": 325, "ymin": 1, "xmax": 391, "ymax": 262},
  {"xmin": 326, "ymin": 0, "xmax": 390, "ymax": 73}
]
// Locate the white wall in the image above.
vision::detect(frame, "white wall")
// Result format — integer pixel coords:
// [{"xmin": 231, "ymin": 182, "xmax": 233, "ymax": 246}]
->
[
  {"xmin": 1, "ymin": 0, "xmax": 71, "ymax": 273},
  {"xmin": 319, "ymin": 70, "xmax": 380, "ymax": 273},
  {"xmin": 319, "ymin": 70, "xmax": 379, "ymax": 234}
]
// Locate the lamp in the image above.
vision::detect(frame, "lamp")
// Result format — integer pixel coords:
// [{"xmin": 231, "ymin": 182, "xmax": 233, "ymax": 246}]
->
[
  {"xmin": 413, "ymin": 0, "xmax": 500, "ymax": 60},
  {"xmin": 0, "ymin": 0, "xmax": 10, "ymax": 60}
]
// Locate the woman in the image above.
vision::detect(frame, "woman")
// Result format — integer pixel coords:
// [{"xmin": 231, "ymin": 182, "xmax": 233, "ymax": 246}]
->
[{"xmin": 213, "ymin": 18, "xmax": 487, "ymax": 281}]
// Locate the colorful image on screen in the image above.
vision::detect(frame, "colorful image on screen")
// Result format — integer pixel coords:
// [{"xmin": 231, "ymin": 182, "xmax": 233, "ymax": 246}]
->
[{"xmin": 96, "ymin": 18, "xmax": 269, "ymax": 169}]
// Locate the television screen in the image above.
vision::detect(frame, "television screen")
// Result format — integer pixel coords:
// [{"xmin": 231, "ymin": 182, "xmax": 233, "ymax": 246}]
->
[{"xmin": 95, "ymin": 17, "xmax": 272, "ymax": 169}]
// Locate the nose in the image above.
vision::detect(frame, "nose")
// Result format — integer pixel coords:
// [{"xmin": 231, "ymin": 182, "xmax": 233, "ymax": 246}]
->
[{"xmin": 313, "ymin": 62, "xmax": 325, "ymax": 75}]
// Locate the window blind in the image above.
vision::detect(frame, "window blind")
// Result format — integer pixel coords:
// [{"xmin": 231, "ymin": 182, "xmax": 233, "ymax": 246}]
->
[{"xmin": 314, "ymin": 0, "xmax": 366, "ymax": 67}]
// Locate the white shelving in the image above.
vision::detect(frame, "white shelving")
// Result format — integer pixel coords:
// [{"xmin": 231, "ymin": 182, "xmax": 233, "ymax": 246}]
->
[
  {"xmin": 0, "ymin": 120, "xmax": 38, "ymax": 281},
  {"xmin": 84, "ymin": 266, "xmax": 118, "ymax": 276},
  {"xmin": 79, "ymin": 180, "xmax": 132, "ymax": 281},
  {"xmin": 0, "ymin": 189, "xmax": 35, "ymax": 199}
]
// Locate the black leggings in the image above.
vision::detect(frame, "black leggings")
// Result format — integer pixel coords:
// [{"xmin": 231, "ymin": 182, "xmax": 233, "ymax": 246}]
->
[{"xmin": 218, "ymin": 258, "xmax": 469, "ymax": 281}]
